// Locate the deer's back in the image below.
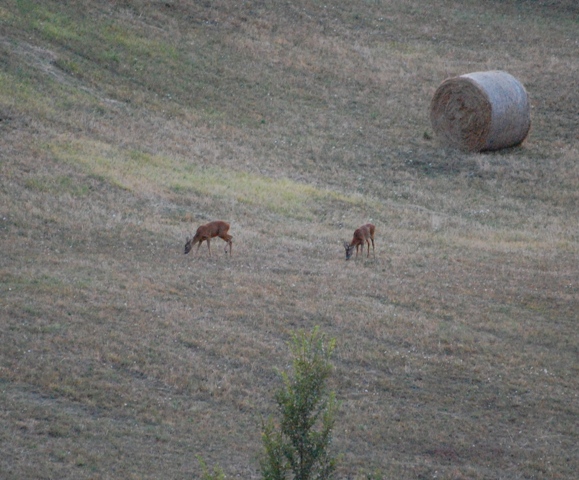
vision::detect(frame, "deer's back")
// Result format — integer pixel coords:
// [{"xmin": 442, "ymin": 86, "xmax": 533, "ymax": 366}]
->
[
  {"xmin": 196, "ymin": 220, "xmax": 229, "ymax": 238},
  {"xmin": 364, "ymin": 223, "xmax": 375, "ymax": 237},
  {"xmin": 355, "ymin": 223, "xmax": 374, "ymax": 239},
  {"xmin": 213, "ymin": 221, "xmax": 230, "ymax": 235}
]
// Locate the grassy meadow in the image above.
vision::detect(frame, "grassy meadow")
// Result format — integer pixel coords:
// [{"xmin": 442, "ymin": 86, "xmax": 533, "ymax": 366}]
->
[{"xmin": 1, "ymin": 0, "xmax": 578, "ymax": 478}]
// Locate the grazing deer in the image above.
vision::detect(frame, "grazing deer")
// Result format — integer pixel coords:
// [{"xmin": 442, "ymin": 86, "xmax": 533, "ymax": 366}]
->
[
  {"xmin": 184, "ymin": 220, "xmax": 233, "ymax": 257},
  {"xmin": 343, "ymin": 223, "xmax": 375, "ymax": 260}
]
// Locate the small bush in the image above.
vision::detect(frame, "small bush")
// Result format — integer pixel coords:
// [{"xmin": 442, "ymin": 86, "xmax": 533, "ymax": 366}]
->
[
  {"xmin": 260, "ymin": 327, "xmax": 338, "ymax": 480},
  {"xmin": 197, "ymin": 455, "xmax": 226, "ymax": 480}
]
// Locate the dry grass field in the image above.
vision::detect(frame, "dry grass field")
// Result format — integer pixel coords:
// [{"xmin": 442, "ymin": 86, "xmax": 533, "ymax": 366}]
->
[{"xmin": 1, "ymin": 0, "xmax": 578, "ymax": 478}]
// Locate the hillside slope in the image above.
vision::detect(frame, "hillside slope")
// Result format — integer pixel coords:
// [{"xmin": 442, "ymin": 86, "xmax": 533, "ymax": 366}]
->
[{"xmin": 1, "ymin": 1, "xmax": 578, "ymax": 478}]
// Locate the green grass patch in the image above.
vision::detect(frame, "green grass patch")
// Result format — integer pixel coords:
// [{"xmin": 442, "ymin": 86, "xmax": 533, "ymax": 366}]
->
[
  {"xmin": 49, "ymin": 139, "xmax": 369, "ymax": 219},
  {"xmin": 24, "ymin": 175, "xmax": 90, "ymax": 196}
]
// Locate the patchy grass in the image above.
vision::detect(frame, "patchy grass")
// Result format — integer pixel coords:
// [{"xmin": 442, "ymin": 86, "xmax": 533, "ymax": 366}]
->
[
  {"xmin": 1, "ymin": 0, "xmax": 578, "ymax": 479},
  {"xmin": 47, "ymin": 138, "xmax": 368, "ymax": 221}
]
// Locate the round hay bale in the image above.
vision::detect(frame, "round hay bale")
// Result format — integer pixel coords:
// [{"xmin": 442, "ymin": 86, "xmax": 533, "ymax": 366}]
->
[{"xmin": 430, "ymin": 70, "xmax": 531, "ymax": 152}]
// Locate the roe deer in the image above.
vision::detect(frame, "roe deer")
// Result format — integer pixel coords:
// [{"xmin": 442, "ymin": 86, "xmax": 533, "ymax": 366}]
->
[
  {"xmin": 184, "ymin": 220, "xmax": 233, "ymax": 256},
  {"xmin": 343, "ymin": 223, "xmax": 375, "ymax": 260}
]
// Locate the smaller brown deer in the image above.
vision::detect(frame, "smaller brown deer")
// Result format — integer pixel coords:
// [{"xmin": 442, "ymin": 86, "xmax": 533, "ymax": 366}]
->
[
  {"xmin": 184, "ymin": 220, "xmax": 233, "ymax": 256},
  {"xmin": 343, "ymin": 223, "xmax": 375, "ymax": 260}
]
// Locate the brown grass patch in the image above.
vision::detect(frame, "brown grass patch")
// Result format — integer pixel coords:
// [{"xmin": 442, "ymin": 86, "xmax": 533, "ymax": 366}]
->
[{"xmin": 1, "ymin": 1, "xmax": 578, "ymax": 479}]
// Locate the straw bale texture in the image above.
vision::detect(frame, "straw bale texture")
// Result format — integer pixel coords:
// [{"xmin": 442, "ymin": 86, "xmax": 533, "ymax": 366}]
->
[{"xmin": 430, "ymin": 70, "xmax": 531, "ymax": 152}]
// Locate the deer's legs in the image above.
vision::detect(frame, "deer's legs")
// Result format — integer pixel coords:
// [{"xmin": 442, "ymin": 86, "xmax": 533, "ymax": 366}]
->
[{"xmin": 220, "ymin": 234, "xmax": 233, "ymax": 255}]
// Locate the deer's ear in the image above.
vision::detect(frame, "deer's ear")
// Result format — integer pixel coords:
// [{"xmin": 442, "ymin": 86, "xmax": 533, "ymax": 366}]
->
[{"xmin": 343, "ymin": 241, "xmax": 350, "ymax": 249}]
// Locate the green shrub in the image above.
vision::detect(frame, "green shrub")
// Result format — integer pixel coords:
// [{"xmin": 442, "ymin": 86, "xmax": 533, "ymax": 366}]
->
[
  {"xmin": 260, "ymin": 327, "xmax": 338, "ymax": 480},
  {"xmin": 197, "ymin": 455, "xmax": 226, "ymax": 480}
]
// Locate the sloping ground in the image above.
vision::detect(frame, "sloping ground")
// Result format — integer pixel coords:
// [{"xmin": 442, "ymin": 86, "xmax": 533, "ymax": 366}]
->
[{"xmin": 1, "ymin": 1, "xmax": 578, "ymax": 478}]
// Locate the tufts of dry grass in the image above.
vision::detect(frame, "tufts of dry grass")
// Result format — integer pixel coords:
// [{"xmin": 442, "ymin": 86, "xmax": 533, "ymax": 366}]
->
[{"xmin": 1, "ymin": 0, "xmax": 578, "ymax": 479}]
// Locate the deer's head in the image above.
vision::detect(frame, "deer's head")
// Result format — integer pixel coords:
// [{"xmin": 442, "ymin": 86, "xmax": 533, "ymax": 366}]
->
[
  {"xmin": 343, "ymin": 241, "xmax": 354, "ymax": 260},
  {"xmin": 184, "ymin": 237, "xmax": 193, "ymax": 254}
]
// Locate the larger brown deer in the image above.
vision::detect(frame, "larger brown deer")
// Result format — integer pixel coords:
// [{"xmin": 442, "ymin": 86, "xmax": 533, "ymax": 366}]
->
[
  {"xmin": 343, "ymin": 223, "xmax": 375, "ymax": 260},
  {"xmin": 184, "ymin": 220, "xmax": 233, "ymax": 257}
]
